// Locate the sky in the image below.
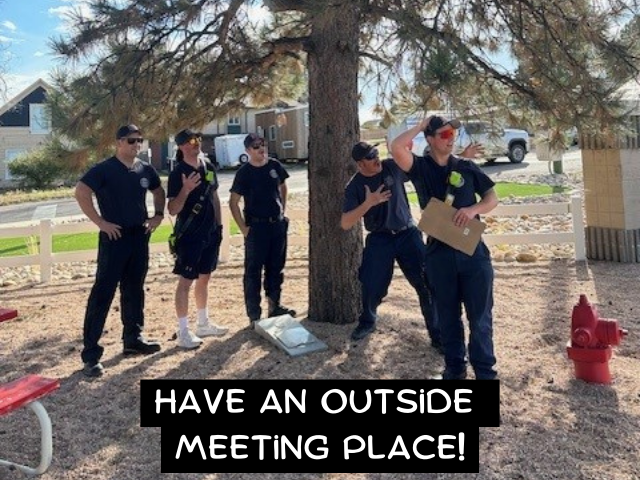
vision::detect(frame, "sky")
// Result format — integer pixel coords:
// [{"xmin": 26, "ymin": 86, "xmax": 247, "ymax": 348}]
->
[
  {"xmin": 0, "ymin": 0, "xmax": 379, "ymax": 121},
  {"xmin": 0, "ymin": 0, "xmax": 88, "ymax": 100}
]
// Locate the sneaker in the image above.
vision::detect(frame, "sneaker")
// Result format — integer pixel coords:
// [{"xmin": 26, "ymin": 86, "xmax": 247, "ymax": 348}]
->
[
  {"xmin": 177, "ymin": 329, "xmax": 203, "ymax": 350},
  {"xmin": 268, "ymin": 304, "xmax": 297, "ymax": 317},
  {"xmin": 123, "ymin": 337, "xmax": 162, "ymax": 355},
  {"xmin": 83, "ymin": 361, "xmax": 104, "ymax": 378},
  {"xmin": 350, "ymin": 323, "xmax": 376, "ymax": 341},
  {"xmin": 196, "ymin": 322, "xmax": 228, "ymax": 337}
]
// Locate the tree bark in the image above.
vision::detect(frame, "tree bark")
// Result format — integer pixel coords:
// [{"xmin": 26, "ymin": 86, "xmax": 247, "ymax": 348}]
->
[{"xmin": 307, "ymin": 2, "xmax": 362, "ymax": 324}]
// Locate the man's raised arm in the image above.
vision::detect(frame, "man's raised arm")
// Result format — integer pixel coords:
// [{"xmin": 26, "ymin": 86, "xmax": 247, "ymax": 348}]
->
[{"xmin": 390, "ymin": 117, "xmax": 430, "ymax": 172}]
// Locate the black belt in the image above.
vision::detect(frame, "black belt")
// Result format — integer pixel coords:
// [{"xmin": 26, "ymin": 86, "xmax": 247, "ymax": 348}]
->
[
  {"xmin": 376, "ymin": 225, "xmax": 412, "ymax": 235},
  {"xmin": 247, "ymin": 215, "xmax": 284, "ymax": 224},
  {"xmin": 120, "ymin": 225, "xmax": 146, "ymax": 234}
]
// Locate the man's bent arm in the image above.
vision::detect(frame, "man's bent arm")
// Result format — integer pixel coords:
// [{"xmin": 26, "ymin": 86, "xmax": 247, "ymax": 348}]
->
[
  {"xmin": 75, "ymin": 181, "xmax": 103, "ymax": 226},
  {"xmin": 390, "ymin": 117, "xmax": 430, "ymax": 172},
  {"xmin": 151, "ymin": 186, "xmax": 166, "ymax": 216},
  {"xmin": 229, "ymin": 192, "xmax": 248, "ymax": 236}
]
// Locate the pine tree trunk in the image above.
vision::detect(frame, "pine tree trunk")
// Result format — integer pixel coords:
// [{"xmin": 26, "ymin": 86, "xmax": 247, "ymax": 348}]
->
[{"xmin": 307, "ymin": 3, "xmax": 362, "ymax": 324}]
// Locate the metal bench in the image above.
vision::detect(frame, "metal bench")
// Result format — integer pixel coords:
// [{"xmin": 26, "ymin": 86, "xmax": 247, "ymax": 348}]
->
[{"xmin": 0, "ymin": 375, "xmax": 60, "ymax": 476}]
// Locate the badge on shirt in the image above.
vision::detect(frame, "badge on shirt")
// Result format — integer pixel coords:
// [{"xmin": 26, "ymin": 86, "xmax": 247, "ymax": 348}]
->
[
  {"xmin": 269, "ymin": 169, "xmax": 278, "ymax": 179},
  {"xmin": 140, "ymin": 178, "xmax": 150, "ymax": 189}
]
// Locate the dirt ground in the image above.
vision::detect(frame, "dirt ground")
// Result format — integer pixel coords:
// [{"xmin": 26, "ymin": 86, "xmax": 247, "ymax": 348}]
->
[{"xmin": 1, "ymin": 252, "xmax": 639, "ymax": 480}]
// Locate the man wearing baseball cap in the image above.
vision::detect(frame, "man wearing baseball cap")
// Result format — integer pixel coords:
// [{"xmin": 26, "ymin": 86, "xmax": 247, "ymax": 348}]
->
[
  {"xmin": 75, "ymin": 123, "xmax": 166, "ymax": 377},
  {"xmin": 391, "ymin": 115, "xmax": 499, "ymax": 380},
  {"xmin": 167, "ymin": 128, "xmax": 228, "ymax": 349},
  {"xmin": 341, "ymin": 141, "xmax": 441, "ymax": 348},
  {"xmin": 229, "ymin": 133, "xmax": 297, "ymax": 326}
]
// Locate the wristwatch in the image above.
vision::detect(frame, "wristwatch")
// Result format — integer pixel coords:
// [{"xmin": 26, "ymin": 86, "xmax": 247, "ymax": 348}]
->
[{"xmin": 154, "ymin": 211, "xmax": 165, "ymax": 218}]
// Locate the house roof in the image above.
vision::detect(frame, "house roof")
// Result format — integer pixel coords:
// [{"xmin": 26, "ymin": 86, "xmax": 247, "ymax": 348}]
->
[{"xmin": 0, "ymin": 78, "xmax": 52, "ymax": 118}]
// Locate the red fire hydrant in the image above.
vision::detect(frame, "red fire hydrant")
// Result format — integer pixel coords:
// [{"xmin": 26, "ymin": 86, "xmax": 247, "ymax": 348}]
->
[{"xmin": 566, "ymin": 294, "xmax": 628, "ymax": 384}]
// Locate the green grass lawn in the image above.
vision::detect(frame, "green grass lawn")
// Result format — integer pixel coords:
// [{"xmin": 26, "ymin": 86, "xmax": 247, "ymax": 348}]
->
[
  {"xmin": 407, "ymin": 182, "xmax": 567, "ymax": 205},
  {"xmin": 0, "ymin": 222, "xmax": 242, "ymax": 258},
  {"xmin": 0, "ymin": 182, "xmax": 565, "ymax": 257}
]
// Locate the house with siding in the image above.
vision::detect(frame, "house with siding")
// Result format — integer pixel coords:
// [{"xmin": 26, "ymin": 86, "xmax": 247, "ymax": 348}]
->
[{"xmin": 0, "ymin": 79, "xmax": 52, "ymax": 186}]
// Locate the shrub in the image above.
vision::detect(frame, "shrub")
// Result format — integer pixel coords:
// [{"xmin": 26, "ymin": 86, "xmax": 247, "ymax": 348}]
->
[{"xmin": 8, "ymin": 139, "xmax": 78, "ymax": 189}]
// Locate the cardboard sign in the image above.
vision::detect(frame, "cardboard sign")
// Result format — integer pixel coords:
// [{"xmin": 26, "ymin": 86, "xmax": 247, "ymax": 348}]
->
[{"xmin": 418, "ymin": 198, "xmax": 486, "ymax": 256}]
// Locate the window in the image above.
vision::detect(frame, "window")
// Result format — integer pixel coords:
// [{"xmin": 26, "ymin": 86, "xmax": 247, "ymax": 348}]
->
[
  {"xmin": 30, "ymin": 104, "xmax": 51, "ymax": 134},
  {"xmin": 227, "ymin": 115, "xmax": 241, "ymax": 134},
  {"xmin": 282, "ymin": 140, "xmax": 295, "ymax": 149},
  {"xmin": 268, "ymin": 125, "xmax": 276, "ymax": 141},
  {"xmin": 4, "ymin": 149, "xmax": 26, "ymax": 180}
]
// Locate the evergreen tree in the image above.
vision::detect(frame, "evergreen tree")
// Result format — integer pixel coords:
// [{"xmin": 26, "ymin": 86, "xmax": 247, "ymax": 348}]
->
[{"xmin": 49, "ymin": 0, "xmax": 639, "ymax": 324}]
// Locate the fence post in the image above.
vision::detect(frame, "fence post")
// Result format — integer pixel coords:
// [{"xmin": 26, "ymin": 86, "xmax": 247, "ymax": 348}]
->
[
  {"xmin": 39, "ymin": 220, "xmax": 53, "ymax": 282},
  {"xmin": 220, "ymin": 209, "xmax": 231, "ymax": 263},
  {"xmin": 571, "ymin": 195, "xmax": 586, "ymax": 261}
]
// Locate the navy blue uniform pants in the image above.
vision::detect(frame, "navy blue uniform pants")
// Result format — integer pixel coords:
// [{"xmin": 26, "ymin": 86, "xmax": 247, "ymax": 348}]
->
[
  {"xmin": 424, "ymin": 241, "xmax": 497, "ymax": 379},
  {"xmin": 243, "ymin": 219, "xmax": 288, "ymax": 320},
  {"xmin": 81, "ymin": 227, "xmax": 150, "ymax": 364},
  {"xmin": 358, "ymin": 227, "xmax": 439, "ymax": 342}
]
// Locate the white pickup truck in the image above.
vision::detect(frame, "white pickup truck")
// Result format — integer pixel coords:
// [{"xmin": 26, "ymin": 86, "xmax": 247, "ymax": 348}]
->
[{"xmin": 387, "ymin": 118, "xmax": 530, "ymax": 163}]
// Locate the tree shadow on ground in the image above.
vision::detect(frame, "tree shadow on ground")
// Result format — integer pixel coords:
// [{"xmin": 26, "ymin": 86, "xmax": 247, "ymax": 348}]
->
[{"xmin": 1, "ymin": 259, "xmax": 639, "ymax": 480}]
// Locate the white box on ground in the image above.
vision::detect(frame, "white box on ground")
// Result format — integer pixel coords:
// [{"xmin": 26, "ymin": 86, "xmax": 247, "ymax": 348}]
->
[{"xmin": 254, "ymin": 314, "xmax": 328, "ymax": 357}]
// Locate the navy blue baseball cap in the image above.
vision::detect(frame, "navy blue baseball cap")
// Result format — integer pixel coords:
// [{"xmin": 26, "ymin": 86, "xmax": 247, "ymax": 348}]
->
[
  {"xmin": 116, "ymin": 124, "xmax": 141, "ymax": 139},
  {"xmin": 424, "ymin": 116, "xmax": 461, "ymax": 136},
  {"xmin": 175, "ymin": 129, "xmax": 201, "ymax": 146},
  {"xmin": 244, "ymin": 133, "xmax": 265, "ymax": 148},
  {"xmin": 351, "ymin": 141, "xmax": 380, "ymax": 161}
]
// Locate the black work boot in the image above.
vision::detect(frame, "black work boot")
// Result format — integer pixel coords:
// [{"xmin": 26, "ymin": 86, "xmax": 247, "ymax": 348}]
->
[{"xmin": 268, "ymin": 298, "xmax": 296, "ymax": 318}]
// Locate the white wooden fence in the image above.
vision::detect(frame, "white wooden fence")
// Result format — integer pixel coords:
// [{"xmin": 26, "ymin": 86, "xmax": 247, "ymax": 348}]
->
[{"xmin": 0, "ymin": 196, "xmax": 585, "ymax": 283}]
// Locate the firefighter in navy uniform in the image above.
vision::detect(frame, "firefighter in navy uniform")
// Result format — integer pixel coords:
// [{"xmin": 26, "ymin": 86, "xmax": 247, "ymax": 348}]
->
[
  {"xmin": 341, "ymin": 141, "xmax": 441, "ymax": 347},
  {"xmin": 167, "ymin": 129, "xmax": 228, "ymax": 350},
  {"xmin": 229, "ymin": 133, "xmax": 296, "ymax": 325},
  {"xmin": 391, "ymin": 116, "xmax": 499, "ymax": 380},
  {"xmin": 75, "ymin": 124, "xmax": 166, "ymax": 377}
]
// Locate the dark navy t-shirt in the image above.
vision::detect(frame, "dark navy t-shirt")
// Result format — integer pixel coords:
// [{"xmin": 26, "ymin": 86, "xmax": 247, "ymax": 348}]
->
[
  {"xmin": 230, "ymin": 159, "xmax": 290, "ymax": 219},
  {"xmin": 407, "ymin": 154, "xmax": 495, "ymax": 210},
  {"xmin": 167, "ymin": 158, "xmax": 219, "ymax": 239},
  {"xmin": 80, "ymin": 156, "xmax": 161, "ymax": 227},
  {"xmin": 342, "ymin": 159, "xmax": 413, "ymax": 232}
]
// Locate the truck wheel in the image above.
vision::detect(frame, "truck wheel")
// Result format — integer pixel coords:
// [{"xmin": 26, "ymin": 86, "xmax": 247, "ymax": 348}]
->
[
  {"xmin": 239, "ymin": 153, "xmax": 248, "ymax": 164},
  {"xmin": 508, "ymin": 143, "xmax": 526, "ymax": 163}
]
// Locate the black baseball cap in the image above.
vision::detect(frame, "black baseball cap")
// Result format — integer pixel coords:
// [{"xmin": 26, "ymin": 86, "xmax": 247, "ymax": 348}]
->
[
  {"xmin": 424, "ymin": 116, "xmax": 461, "ymax": 136},
  {"xmin": 116, "ymin": 124, "xmax": 141, "ymax": 139},
  {"xmin": 351, "ymin": 141, "xmax": 380, "ymax": 161},
  {"xmin": 175, "ymin": 129, "xmax": 200, "ymax": 146},
  {"xmin": 244, "ymin": 133, "xmax": 265, "ymax": 148}
]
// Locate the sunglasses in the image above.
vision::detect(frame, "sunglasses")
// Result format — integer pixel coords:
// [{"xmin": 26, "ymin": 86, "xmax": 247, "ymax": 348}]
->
[
  {"xmin": 363, "ymin": 148, "xmax": 379, "ymax": 160},
  {"xmin": 125, "ymin": 137, "xmax": 144, "ymax": 144},
  {"xmin": 187, "ymin": 137, "xmax": 202, "ymax": 145},
  {"xmin": 251, "ymin": 143, "xmax": 265, "ymax": 150},
  {"xmin": 436, "ymin": 129, "xmax": 456, "ymax": 140}
]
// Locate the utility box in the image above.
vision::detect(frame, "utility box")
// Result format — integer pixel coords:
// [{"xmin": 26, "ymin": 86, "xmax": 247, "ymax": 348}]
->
[{"xmin": 214, "ymin": 134, "xmax": 249, "ymax": 169}]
